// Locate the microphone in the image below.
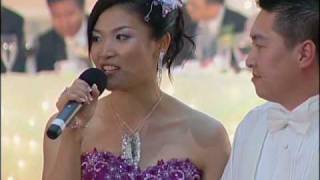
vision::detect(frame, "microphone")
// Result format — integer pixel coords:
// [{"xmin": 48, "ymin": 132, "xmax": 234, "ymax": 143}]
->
[{"xmin": 46, "ymin": 68, "xmax": 107, "ymax": 140}]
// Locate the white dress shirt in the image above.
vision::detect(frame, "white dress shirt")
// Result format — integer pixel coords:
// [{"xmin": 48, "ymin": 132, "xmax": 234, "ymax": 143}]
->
[
  {"xmin": 65, "ymin": 18, "xmax": 88, "ymax": 60},
  {"xmin": 222, "ymin": 95, "xmax": 319, "ymax": 180},
  {"xmin": 62, "ymin": 18, "xmax": 91, "ymax": 72},
  {"xmin": 198, "ymin": 7, "xmax": 225, "ymax": 38},
  {"xmin": 195, "ymin": 7, "xmax": 225, "ymax": 60}
]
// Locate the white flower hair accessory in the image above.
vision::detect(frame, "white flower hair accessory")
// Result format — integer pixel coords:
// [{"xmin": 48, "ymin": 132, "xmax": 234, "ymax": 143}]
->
[{"xmin": 144, "ymin": 0, "xmax": 183, "ymax": 22}]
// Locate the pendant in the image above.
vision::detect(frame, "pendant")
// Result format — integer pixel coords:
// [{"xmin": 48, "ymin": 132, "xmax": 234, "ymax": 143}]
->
[{"xmin": 121, "ymin": 132, "xmax": 141, "ymax": 168}]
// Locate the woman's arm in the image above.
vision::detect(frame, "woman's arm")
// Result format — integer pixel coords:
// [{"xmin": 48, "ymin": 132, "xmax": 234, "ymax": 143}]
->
[
  {"xmin": 42, "ymin": 80, "xmax": 100, "ymax": 180},
  {"xmin": 189, "ymin": 114, "xmax": 231, "ymax": 180},
  {"xmin": 42, "ymin": 116, "xmax": 83, "ymax": 180},
  {"xmin": 202, "ymin": 122, "xmax": 231, "ymax": 180}
]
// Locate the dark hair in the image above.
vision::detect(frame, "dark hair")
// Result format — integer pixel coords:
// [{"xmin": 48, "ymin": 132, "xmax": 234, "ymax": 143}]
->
[
  {"xmin": 87, "ymin": 0, "xmax": 195, "ymax": 78},
  {"xmin": 257, "ymin": 0, "xmax": 319, "ymax": 57},
  {"xmin": 47, "ymin": 0, "xmax": 85, "ymax": 9}
]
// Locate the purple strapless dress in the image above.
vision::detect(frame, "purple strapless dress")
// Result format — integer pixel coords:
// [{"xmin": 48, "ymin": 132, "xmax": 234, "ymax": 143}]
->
[{"xmin": 81, "ymin": 148, "xmax": 202, "ymax": 180}]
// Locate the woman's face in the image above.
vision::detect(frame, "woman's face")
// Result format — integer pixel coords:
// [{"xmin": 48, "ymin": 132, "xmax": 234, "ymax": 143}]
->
[{"xmin": 90, "ymin": 5, "xmax": 161, "ymax": 90}]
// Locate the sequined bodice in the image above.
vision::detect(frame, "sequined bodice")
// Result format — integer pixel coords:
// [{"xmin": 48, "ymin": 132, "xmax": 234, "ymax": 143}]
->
[{"xmin": 81, "ymin": 149, "xmax": 202, "ymax": 180}]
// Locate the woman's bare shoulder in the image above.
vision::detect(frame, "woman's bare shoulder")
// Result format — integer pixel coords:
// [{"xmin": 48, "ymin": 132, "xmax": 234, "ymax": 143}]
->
[{"xmin": 167, "ymin": 95, "xmax": 229, "ymax": 148}]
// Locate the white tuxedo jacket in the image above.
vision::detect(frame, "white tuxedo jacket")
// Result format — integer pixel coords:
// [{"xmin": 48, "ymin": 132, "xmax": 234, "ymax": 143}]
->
[{"xmin": 221, "ymin": 103, "xmax": 319, "ymax": 180}]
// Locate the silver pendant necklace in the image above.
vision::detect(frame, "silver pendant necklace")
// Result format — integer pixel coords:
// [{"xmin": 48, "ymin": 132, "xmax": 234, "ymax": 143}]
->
[
  {"xmin": 121, "ymin": 132, "xmax": 141, "ymax": 168},
  {"xmin": 110, "ymin": 93, "xmax": 163, "ymax": 168}
]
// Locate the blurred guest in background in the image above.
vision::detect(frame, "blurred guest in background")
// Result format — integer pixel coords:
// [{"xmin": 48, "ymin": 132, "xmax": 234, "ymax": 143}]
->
[
  {"xmin": 35, "ymin": 0, "xmax": 91, "ymax": 72},
  {"xmin": 172, "ymin": 6, "xmax": 197, "ymax": 67},
  {"xmin": 222, "ymin": 0, "xmax": 319, "ymax": 179},
  {"xmin": 1, "ymin": 6, "xmax": 27, "ymax": 73},
  {"xmin": 186, "ymin": 0, "xmax": 247, "ymax": 71}
]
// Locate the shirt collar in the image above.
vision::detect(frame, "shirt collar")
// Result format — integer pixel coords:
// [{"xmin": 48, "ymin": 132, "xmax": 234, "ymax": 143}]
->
[
  {"xmin": 267, "ymin": 95, "xmax": 319, "ymax": 134},
  {"xmin": 65, "ymin": 17, "xmax": 88, "ymax": 46}
]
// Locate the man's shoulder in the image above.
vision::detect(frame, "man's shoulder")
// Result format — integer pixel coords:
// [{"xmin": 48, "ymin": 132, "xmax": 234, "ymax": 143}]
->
[
  {"xmin": 1, "ymin": 7, "xmax": 24, "ymax": 31},
  {"xmin": 39, "ymin": 29, "xmax": 59, "ymax": 39},
  {"xmin": 2, "ymin": 7, "xmax": 24, "ymax": 22},
  {"xmin": 38, "ymin": 29, "xmax": 64, "ymax": 44},
  {"xmin": 236, "ymin": 102, "xmax": 270, "ymax": 132},
  {"xmin": 228, "ymin": 102, "xmax": 270, "ymax": 146},
  {"xmin": 223, "ymin": 8, "xmax": 247, "ymax": 32},
  {"xmin": 224, "ymin": 8, "xmax": 247, "ymax": 21}
]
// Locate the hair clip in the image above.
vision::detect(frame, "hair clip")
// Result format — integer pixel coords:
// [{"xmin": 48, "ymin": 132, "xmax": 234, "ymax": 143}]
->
[{"xmin": 144, "ymin": 0, "xmax": 183, "ymax": 22}]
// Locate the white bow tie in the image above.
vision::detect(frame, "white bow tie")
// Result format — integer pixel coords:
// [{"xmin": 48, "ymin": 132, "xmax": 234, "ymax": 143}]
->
[
  {"xmin": 267, "ymin": 108, "xmax": 310, "ymax": 134},
  {"xmin": 267, "ymin": 98, "xmax": 319, "ymax": 134}
]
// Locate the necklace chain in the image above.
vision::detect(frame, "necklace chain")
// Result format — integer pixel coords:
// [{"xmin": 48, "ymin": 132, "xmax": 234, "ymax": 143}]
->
[
  {"xmin": 109, "ymin": 93, "xmax": 163, "ymax": 167},
  {"xmin": 110, "ymin": 93, "xmax": 163, "ymax": 135}
]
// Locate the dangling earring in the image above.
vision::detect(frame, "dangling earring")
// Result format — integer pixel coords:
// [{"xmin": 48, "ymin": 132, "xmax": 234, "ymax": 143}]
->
[
  {"xmin": 157, "ymin": 51, "xmax": 165, "ymax": 86},
  {"xmin": 89, "ymin": 54, "xmax": 96, "ymax": 68}
]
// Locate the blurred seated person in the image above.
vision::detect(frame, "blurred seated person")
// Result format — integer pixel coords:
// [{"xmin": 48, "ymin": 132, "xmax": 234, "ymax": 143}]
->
[
  {"xmin": 172, "ymin": 6, "xmax": 198, "ymax": 67},
  {"xmin": 1, "ymin": 6, "xmax": 27, "ymax": 73},
  {"xmin": 35, "ymin": 0, "xmax": 92, "ymax": 72},
  {"xmin": 186, "ymin": 0, "xmax": 247, "ymax": 71}
]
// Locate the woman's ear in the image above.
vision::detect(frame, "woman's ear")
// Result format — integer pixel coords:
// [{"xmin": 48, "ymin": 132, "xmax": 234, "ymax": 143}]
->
[
  {"xmin": 296, "ymin": 40, "xmax": 317, "ymax": 69},
  {"xmin": 153, "ymin": 33, "xmax": 171, "ymax": 61},
  {"xmin": 159, "ymin": 33, "xmax": 171, "ymax": 53}
]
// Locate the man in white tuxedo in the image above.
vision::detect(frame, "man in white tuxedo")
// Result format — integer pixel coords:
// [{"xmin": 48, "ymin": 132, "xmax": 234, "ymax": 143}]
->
[{"xmin": 221, "ymin": 0, "xmax": 319, "ymax": 180}]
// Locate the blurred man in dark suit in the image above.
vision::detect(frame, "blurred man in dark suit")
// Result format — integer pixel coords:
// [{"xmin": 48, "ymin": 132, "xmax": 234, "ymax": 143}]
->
[
  {"xmin": 35, "ymin": 0, "xmax": 91, "ymax": 72},
  {"xmin": 186, "ymin": 0, "xmax": 247, "ymax": 71},
  {"xmin": 1, "ymin": 6, "xmax": 27, "ymax": 73},
  {"xmin": 173, "ymin": 6, "xmax": 198, "ymax": 67}
]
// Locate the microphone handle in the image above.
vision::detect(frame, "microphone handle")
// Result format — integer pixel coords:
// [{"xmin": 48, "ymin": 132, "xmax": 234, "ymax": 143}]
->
[{"xmin": 46, "ymin": 101, "xmax": 82, "ymax": 140}]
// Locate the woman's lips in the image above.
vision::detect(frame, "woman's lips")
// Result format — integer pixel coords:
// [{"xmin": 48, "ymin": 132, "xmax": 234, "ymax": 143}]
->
[{"xmin": 102, "ymin": 65, "xmax": 120, "ymax": 73}]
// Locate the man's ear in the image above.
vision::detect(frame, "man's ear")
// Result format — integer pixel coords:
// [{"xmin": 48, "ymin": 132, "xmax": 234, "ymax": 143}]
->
[{"xmin": 296, "ymin": 40, "xmax": 317, "ymax": 68}]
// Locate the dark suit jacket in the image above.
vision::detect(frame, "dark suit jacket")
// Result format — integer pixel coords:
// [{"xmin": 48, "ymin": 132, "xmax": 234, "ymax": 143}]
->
[
  {"xmin": 198, "ymin": 8, "xmax": 247, "ymax": 59},
  {"xmin": 1, "ymin": 7, "xmax": 26, "ymax": 73},
  {"xmin": 177, "ymin": 8, "xmax": 247, "ymax": 67},
  {"xmin": 220, "ymin": 8, "xmax": 247, "ymax": 71},
  {"xmin": 35, "ymin": 29, "xmax": 67, "ymax": 72},
  {"xmin": 222, "ymin": 8, "xmax": 247, "ymax": 34},
  {"xmin": 173, "ymin": 7, "xmax": 198, "ymax": 66}
]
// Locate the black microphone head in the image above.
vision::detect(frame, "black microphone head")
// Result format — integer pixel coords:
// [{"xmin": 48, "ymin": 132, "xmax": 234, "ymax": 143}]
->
[{"xmin": 79, "ymin": 68, "xmax": 107, "ymax": 94}]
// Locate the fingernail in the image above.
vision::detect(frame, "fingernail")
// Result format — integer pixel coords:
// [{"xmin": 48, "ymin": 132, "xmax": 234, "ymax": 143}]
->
[
  {"xmin": 80, "ymin": 98, "xmax": 86, "ymax": 102},
  {"xmin": 88, "ymin": 86, "xmax": 92, "ymax": 92}
]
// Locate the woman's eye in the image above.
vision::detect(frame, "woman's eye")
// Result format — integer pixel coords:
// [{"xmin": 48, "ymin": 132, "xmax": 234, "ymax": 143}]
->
[
  {"xmin": 91, "ymin": 35, "xmax": 101, "ymax": 42},
  {"xmin": 116, "ymin": 34, "xmax": 130, "ymax": 41}
]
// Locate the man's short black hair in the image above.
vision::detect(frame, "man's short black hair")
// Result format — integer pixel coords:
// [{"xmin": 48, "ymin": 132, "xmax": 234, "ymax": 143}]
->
[
  {"xmin": 257, "ymin": 0, "xmax": 319, "ymax": 55},
  {"xmin": 47, "ymin": 0, "xmax": 85, "ymax": 9}
]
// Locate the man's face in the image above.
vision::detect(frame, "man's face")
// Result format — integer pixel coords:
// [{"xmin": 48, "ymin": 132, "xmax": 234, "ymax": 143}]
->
[
  {"xmin": 246, "ymin": 10, "xmax": 301, "ymax": 103},
  {"xmin": 49, "ymin": 0, "xmax": 84, "ymax": 37},
  {"xmin": 186, "ymin": 0, "xmax": 208, "ymax": 21},
  {"xmin": 186, "ymin": 0, "xmax": 222, "ymax": 21}
]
